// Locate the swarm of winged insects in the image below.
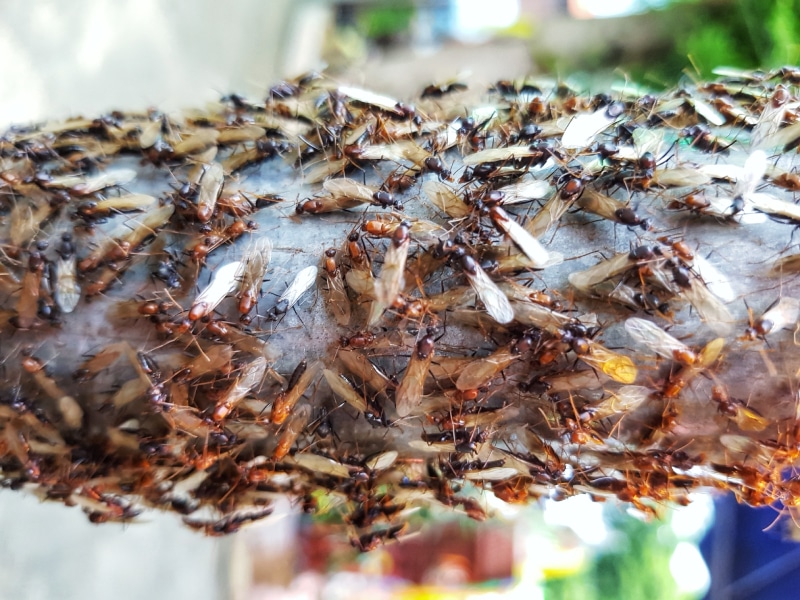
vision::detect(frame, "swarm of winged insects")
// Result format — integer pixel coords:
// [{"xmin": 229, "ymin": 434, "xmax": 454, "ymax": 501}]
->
[{"xmin": 1, "ymin": 67, "xmax": 800, "ymax": 547}]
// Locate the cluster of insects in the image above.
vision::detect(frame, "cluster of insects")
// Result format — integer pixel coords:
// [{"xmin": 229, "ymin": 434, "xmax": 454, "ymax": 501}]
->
[{"xmin": 1, "ymin": 67, "xmax": 800, "ymax": 545}]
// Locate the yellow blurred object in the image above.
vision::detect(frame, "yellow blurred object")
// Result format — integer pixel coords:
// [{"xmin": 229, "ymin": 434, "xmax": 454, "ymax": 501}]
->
[
  {"xmin": 540, "ymin": 546, "xmax": 587, "ymax": 580},
  {"xmin": 393, "ymin": 587, "xmax": 463, "ymax": 600},
  {"xmin": 392, "ymin": 585, "xmax": 517, "ymax": 600},
  {"xmin": 360, "ymin": 548, "xmax": 394, "ymax": 577},
  {"xmin": 498, "ymin": 18, "xmax": 536, "ymax": 39},
  {"xmin": 324, "ymin": 25, "xmax": 369, "ymax": 70}
]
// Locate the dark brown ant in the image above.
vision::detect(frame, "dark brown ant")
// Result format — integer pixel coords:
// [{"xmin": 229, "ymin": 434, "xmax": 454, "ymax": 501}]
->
[
  {"xmin": 633, "ymin": 291, "xmax": 669, "ymax": 314},
  {"xmin": 268, "ymin": 81, "xmax": 300, "ymax": 100},
  {"xmin": 558, "ymin": 321, "xmax": 601, "ymax": 356},
  {"xmin": 774, "ymin": 66, "xmax": 800, "ymax": 84},
  {"xmin": 382, "ymin": 171, "xmax": 415, "ymax": 193},
  {"xmin": 519, "ymin": 123, "xmax": 542, "ymax": 141},
  {"xmin": 628, "ymin": 244, "xmax": 662, "ymax": 261},
  {"xmin": 339, "ymin": 331, "xmax": 375, "ymax": 348},
  {"xmin": 421, "ymin": 427, "xmax": 488, "ymax": 454},
  {"xmin": 423, "ymin": 156, "xmax": 451, "ymax": 180},
  {"xmin": 372, "ymin": 189, "xmax": 400, "ymax": 209},
  {"xmin": 286, "ymin": 359, "xmax": 308, "ymax": 392},
  {"xmin": 421, "ymin": 81, "xmax": 468, "ymax": 98},
  {"xmin": 350, "ymin": 523, "xmax": 408, "ymax": 551},
  {"xmin": 151, "ymin": 252, "xmax": 182, "ymax": 289},
  {"xmin": 512, "ymin": 328, "xmax": 542, "ymax": 354},
  {"xmin": 559, "ymin": 176, "xmax": 585, "ymax": 200},
  {"xmin": 615, "ymin": 206, "xmax": 651, "ymax": 230},
  {"xmin": 595, "ymin": 141, "xmax": 619, "ymax": 159},
  {"xmin": 184, "ymin": 507, "xmax": 274, "ymax": 535},
  {"xmin": 681, "ymin": 124, "xmax": 733, "ymax": 154},
  {"xmin": 670, "ymin": 263, "xmax": 692, "ymax": 289}
]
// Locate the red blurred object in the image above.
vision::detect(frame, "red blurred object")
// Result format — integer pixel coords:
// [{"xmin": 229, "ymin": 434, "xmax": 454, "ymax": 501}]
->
[{"xmin": 298, "ymin": 520, "xmax": 514, "ymax": 584}]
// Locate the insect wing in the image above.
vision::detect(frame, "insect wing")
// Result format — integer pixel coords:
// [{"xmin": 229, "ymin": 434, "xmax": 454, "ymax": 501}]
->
[
  {"xmin": 395, "ymin": 345, "xmax": 434, "ymax": 417},
  {"xmin": 751, "ymin": 89, "xmax": 787, "ymax": 150},
  {"xmin": 525, "ymin": 191, "xmax": 574, "ymax": 239},
  {"xmin": 190, "ymin": 260, "xmax": 244, "ymax": 320},
  {"xmin": 719, "ymin": 434, "xmax": 771, "ymax": 464},
  {"xmin": 323, "ymin": 369, "xmax": 367, "ymax": 413},
  {"xmin": 498, "ymin": 179, "xmax": 553, "ymax": 205},
  {"xmin": 653, "ymin": 168, "xmax": 711, "ymax": 187},
  {"xmin": 139, "ymin": 119, "xmax": 163, "ymax": 149},
  {"xmin": 72, "ymin": 168, "xmax": 137, "ymax": 195},
  {"xmin": 196, "ymin": 162, "xmax": 224, "ymax": 222},
  {"xmin": 93, "ymin": 193, "xmax": 157, "ymax": 214},
  {"xmin": 215, "ymin": 356, "xmax": 268, "ymax": 419},
  {"xmin": 465, "ymin": 263, "xmax": 514, "ymax": 324},
  {"xmin": 323, "ymin": 266, "xmax": 351, "ymax": 327},
  {"xmin": 273, "ymin": 403, "xmax": 311, "ymax": 460},
  {"xmin": 509, "ymin": 299, "xmax": 572, "ymax": 332},
  {"xmin": 625, "ymin": 318, "xmax": 694, "ymax": 364},
  {"xmin": 271, "ymin": 360, "xmax": 324, "ymax": 424},
  {"xmin": 216, "ymin": 124, "xmax": 267, "ymax": 145},
  {"xmin": 747, "ymin": 192, "xmax": 800, "ymax": 222},
  {"xmin": 680, "ymin": 279, "xmax": 734, "ymax": 336},
  {"xmin": 184, "ymin": 345, "xmax": 234, "ymax": 379},
  {"xmin": 586, "ymin": 385, "xmax": 651, "ymax": 421},
  {"xmin": 770, "ymin": 253, "xmax": 800, "ymax": 276},
  {"xmin": 303, "ymin": 158, "xmax": 348, "ymax": 184},
  {"xmin": 732, "ymin": 405, "xmax": 769, "ymax": 432},
  {"xmin": 712, "ymin": 66, "xmax": 764, "ymax": 81},
  {"xmin": 323, "ymin": 178, "xmax": 375, "ymax": 204},
  {"xmin": 338, "ymin": 349, "xmax": 391, "ymax": 395},
  {"xmin": 422, "ymin": 180, "xmax": 470, "ymax": 218},
  {"xmin": 373, "ymin": 236, "xmax": 410, "ymax": 307},
  {"xmin": 462, "ymin": 145, "xmax": 538, "ymax": 166},
  {"xmin": 568, "ymin": 253, "xmax": 632, "ymax": 293},
  {"xmin": 561, "ymin": 107, "xmax": 616, "ymax": 149},
  {"xmin": 687, "ymin": 96, "xmax": 726, "ymax": 126},
  {"xmin": 290, "ymin": 452, "xmax": 350, "ymax": 478},
  {"xmin": 172, "ymin": 129, "xmax": 219, "ymax": 157},
  {"xmin": 490, "ymin": 206, "xmax": 550, "ymax": 267},
  {"xmin": 698, "ymin": 337, "xmax": 725, "ymax": 367},
  {"xmin": 16, "ymin": 269, "xmax": 42, "ymax": 329},
  {"xmin": 238, "ymin": 238, "xmax": 272, "ymax": 313},
  {"xmin": 278, "ymin": 265, "xmax": 318, "ymax": 309},
  {"xmin": 74, "ymin": 342, "xmax": 130, "ymax": 380},
  {"xmin": 345, "ymin": 267, "xmax": 375, "ymax": 297},
  {"xmin": 357, "ymin": 141, "xmax": 429, "ymax": 166},
  {"xmin": 338, "ymin": 85, "xmax": 403, "ymax": 115},
  {"xmin": 689, "ymin": 254, "xmax": 735, "ymax": 303},
  {"xmin": 365, "ymin": 450, "xmax": 398, "ymax": 472},
  {"xmin": 455, "ymin": 347, "xmax": 517, "ymax": 391},
  {"xmin": 579, "ymin": 343, "xmax": 637, "ymax": 384},
  {"xmin": 761, "ymin": 296, "xmax": 800, "ymax": 334},
  {"xmin": 55, "ymin": 256, "xmax": 80, "ymax": 313},
  {"xmin": 464, "ymin": 468, "xmax": 520, "ymax": 482},
  {"xmin": 10, "ymin": 200, "xmax": 51, "ymax": 249},
  {"xmin": 632, "ymin": 127, "xmax": 666, "ymax": 158},
  {"xmin": 735, "ymin": 150, "xmax": 767, "ymax": 198},
  {"xmin": 576, "ymin": 188, "xmax": 626, "ymax": 222}
]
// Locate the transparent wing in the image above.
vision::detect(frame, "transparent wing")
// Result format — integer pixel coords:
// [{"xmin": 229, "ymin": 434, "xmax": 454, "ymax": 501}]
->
[{"xmin": 465, "ymin": 265, "xmax": 514, "ymax": 324}]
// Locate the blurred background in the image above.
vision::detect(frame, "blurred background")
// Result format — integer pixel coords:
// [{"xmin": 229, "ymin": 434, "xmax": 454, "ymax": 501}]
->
[
  {"xmin": 3, "ymin": 0, "xmax": 800, "ymax": 128},
  {"xmin": 2, "ymin": 0, "xmax": 800, "ymax": 598}
]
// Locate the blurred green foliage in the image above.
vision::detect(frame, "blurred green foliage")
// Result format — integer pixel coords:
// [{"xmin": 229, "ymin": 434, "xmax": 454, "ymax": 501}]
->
[
  {"xmin": 348, "ymin": 0, "xmax": 800, "ymax": 88},
  {"xmin": 673, "ymin": 0, "xmax": 800, "ymax": 76},
  {"xmin": 534, "ymin": 0, "xmax": 800, "ymax": 88},
  {"xmin": 355, "ymin": 5, "xmax": 414, "ymax": 42},
  {"xmin": 608, "ymin": 0, "xmax": 800, "ymax": 86},
  {"xmin": 543, "ymin": 510, "xmax": 683, "ymax": 600}
]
